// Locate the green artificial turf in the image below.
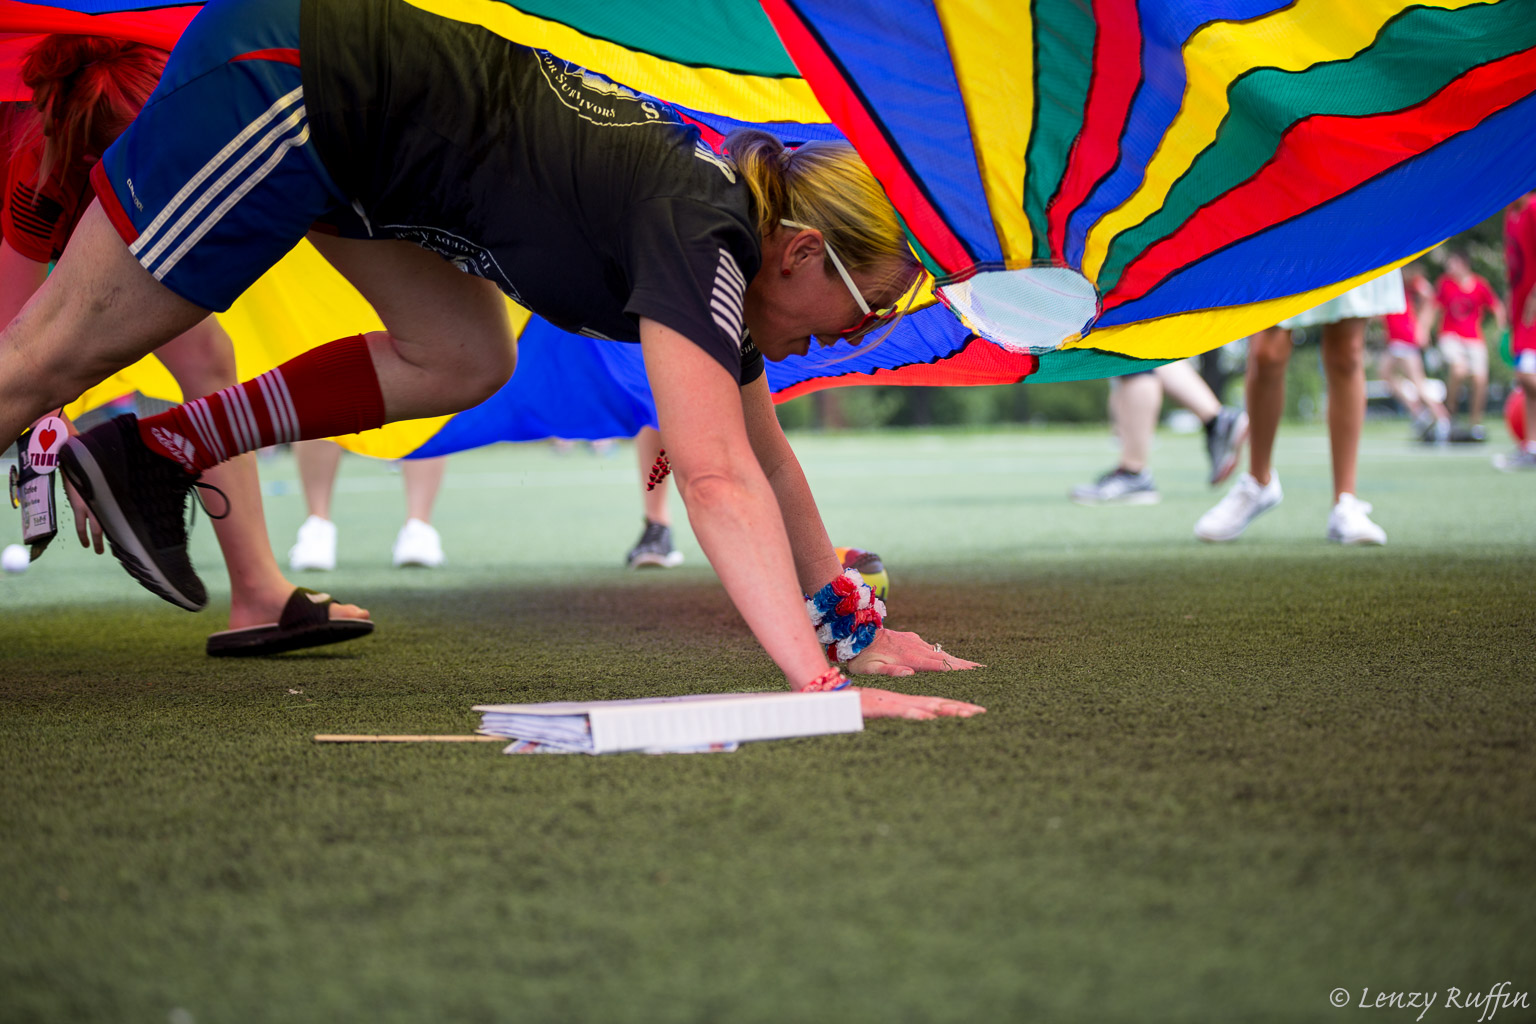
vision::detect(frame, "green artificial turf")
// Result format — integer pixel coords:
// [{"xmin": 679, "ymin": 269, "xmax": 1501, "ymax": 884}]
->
[{"xmin": 2, "ymin": 422, "xmax": 1533, "ymax": 1023}]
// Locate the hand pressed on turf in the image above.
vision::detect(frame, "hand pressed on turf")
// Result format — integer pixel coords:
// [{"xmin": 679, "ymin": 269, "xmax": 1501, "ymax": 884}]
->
[
  {"xmin": 856, "ymin": 687, "xmax": 985, "ymax": 720},
  {"xmin": 848, "ymin": 627, "xmax": 982, "ymax": 677}
]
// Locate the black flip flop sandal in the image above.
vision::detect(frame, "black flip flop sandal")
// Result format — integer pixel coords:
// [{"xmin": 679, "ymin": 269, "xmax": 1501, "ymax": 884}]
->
[{"xmin": 206, "ymin": 587, "xmax": 374, "ymax": 657}]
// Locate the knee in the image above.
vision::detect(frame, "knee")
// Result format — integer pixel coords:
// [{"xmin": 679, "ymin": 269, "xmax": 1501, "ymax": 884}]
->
[
  {"xmin": 384, "ymin": 328, "xmax": 516, "ymax": 408},
  {"xmin": 1322, "ymin": 344, "xmax": 1363, "ymax": 380},
  {"xmin": 163, "ymin": 330, "xmax": 238, "ymax": 397},
  {"xmin": 457, "ymin": 338, "xmax": 517, "ymax": 405}
]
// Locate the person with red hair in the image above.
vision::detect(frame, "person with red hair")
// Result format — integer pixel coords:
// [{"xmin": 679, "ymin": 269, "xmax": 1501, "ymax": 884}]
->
[{"xmin": 2, "ymin": 34, "xmax": 372, "ymax": 656}]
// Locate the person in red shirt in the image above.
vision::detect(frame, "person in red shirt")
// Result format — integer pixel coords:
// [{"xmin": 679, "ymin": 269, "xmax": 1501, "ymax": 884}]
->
[
  {"xmin": 1499, "ymin": 191, "xmax": 1536, "ymax": 470},
  {"xmin": 1, "ymin": 34, "xmax": 371, "ymax": 655},
  {"xmin": 1433, "ymin": 252, "xmax": 1506, "ymax": 439},
  {"xmin": 1380, "ymin": 264, "xmax": 1451, "ymax": 443}
]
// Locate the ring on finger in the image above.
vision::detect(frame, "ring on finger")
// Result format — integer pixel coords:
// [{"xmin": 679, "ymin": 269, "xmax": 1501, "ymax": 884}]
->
[{"xmin": 932, "ymin": 642, "xmax": 943, "ymax": 653}]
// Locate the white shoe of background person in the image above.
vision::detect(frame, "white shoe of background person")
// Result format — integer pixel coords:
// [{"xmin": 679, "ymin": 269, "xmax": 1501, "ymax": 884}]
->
[
  {"xmin": 1194, "ymin": 471, "xmax": 1282, "ymax": 542},
  {"xmin": 393, "ymin": 518, "xmax": 445, "ymax": 568},
  {"xmin": 288, "ymin": 515, "xmax": 337, "ymax": 571},
  {"xmin": 1326, "ymin": 493, "xmax": 1387, "ymax": 546}
]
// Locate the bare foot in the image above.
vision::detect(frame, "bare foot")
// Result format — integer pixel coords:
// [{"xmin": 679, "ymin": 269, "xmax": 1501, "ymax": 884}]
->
[{"xmin": 227, "ymin": 584, "xmax": 370, "ymax": 630}]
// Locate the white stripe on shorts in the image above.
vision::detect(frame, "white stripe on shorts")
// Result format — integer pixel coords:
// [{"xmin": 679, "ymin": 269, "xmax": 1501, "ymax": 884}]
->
[
  {"xmin": 130, "ymin": 85, "xmax": 304, "ymax": 262},
  {"xmin": 141, "ymin": 106, "xmax": 309, "ymax": 279}
]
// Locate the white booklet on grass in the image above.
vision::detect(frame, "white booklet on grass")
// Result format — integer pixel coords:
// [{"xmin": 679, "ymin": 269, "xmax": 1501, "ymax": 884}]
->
[{"xmin": 474, "ymin": 690, "xmax": 863, "ymax": 755}]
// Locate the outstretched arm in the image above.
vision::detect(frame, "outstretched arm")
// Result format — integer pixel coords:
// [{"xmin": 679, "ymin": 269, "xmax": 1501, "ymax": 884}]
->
[
  {"xmin": 641, "ymin": 318, "xmax": 830, "ymax": 689},
  {"xmin": 643, "ymin": 322, "xmax": 981, "ymax": 718},
  {"xmin": 738, "ymin": 372, "xmax": 981, "ymax": 678}
]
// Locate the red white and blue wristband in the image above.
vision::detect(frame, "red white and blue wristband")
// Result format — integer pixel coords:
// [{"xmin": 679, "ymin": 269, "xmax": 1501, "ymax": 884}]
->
[
  {"xmin": 801, "ymin": 667, "xmax": 851, "ymax": 692},
  {"xmin": 806, "ymin": 568, "xmax": 886, "ymax": 663}
]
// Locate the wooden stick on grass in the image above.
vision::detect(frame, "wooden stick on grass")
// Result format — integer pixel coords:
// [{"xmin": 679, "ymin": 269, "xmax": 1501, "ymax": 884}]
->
[{"xmin": 313, "ymin": 735, "xmax": 506, "ymax": 743}]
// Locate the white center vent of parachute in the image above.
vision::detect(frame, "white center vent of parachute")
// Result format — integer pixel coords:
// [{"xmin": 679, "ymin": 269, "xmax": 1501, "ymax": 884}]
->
[{"xmin": 938, "ymin": 268, "xmax": 1099, "ymax": 353}]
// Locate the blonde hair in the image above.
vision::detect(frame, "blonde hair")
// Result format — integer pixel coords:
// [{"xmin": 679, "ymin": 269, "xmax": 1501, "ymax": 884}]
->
[{"xmin": 726, "ymin": 128, "xmax": 919, "ymax": 295}]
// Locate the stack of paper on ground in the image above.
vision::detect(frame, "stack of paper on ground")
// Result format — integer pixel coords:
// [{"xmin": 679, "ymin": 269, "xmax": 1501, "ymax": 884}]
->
[{"xmin": 474, "ymin": 691, "xmax": 863, "ymax": 755}]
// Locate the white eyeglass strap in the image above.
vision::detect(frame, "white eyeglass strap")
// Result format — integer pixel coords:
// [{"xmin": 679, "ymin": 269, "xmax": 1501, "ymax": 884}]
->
[{"xmin": 781, "ymin": 219, "xmax": 870, "ymax": 314}]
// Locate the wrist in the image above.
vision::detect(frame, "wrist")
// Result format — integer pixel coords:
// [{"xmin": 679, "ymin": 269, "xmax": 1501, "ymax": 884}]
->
[
  {"xmin": 805, "ymin": 568, "xmax": 886, "ymax": 663},
  {"xmin": 799, "ymin": 666, "xmax": 851, "ymax": 692}
]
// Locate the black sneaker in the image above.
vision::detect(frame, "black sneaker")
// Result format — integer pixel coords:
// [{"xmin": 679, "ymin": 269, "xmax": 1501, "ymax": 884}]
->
[
  {"xmin": 625, "ymin": 519, "xmax": 683, "ymax": 568},
  {"xmin": 59, "ymin": 414, "xmax": 208, "ymax": 611},
  {"xmin": 1205, "ymin": 406, "xmax": 1249, "ymax": 486}
]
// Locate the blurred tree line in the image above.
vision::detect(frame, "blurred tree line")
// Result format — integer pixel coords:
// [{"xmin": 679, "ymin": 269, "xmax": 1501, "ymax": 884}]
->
[{"xmin": 778, "ymin": 207, "xmax": 1521, "ymax": 431}]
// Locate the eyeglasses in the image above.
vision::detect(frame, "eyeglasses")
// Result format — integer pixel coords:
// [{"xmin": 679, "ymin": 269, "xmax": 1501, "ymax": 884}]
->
[{"xmin": 781, "ymin": 219, "xmax": 901, "ymax": 340}]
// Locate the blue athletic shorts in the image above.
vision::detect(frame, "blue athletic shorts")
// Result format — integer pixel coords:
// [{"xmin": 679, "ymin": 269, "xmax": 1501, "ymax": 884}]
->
[{"xmin": 92, "ymin": 0, "xmax": 346, "ymax": 312}]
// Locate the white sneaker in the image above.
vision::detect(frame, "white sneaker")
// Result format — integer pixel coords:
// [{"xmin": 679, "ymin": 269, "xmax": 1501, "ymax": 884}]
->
[
  {"xmin": 288, "ymin": 515, "xmax": 337, "ymax": 571},
  {"xmin": 393, "ymin": 518, "xmax": 444, "ymax": 568},
  {"xmin": 1327, "ymin": 493, "xmax": 1387, "ymax": 546},
  {"xmin": 1194, "ymin": 472, "xmax": 1282, "ymax": 542}
]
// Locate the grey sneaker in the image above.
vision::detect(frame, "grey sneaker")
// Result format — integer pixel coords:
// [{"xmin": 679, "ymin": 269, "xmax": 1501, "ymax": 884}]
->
[
  {"xmin": 1492, "ymin": 449, "xmax": 1536, "ymax": 472},
  {"xmin": 1410, "ymin": 408, "xmax": 1435, "ymax": 441},
  {"xmin": 1194, "ymin": 471, "xmax": 1282, "ymax": 542},
  {"xmin": 1070, "ymin": 468, "xmax": 1160, "ymax": 506},
  {"xmin": 1205, "ymin": 406, "xmax": 1249, "ymax": 485},
  {"xmin": 626, "ymin": 519, "xmax": 683, "ymax": 568}
]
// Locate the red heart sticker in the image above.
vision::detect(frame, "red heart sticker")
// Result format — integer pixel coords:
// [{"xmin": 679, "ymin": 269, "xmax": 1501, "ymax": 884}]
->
[{"xmin": 26, "ymin": 415, "xmax": 67, "ymax": 473}]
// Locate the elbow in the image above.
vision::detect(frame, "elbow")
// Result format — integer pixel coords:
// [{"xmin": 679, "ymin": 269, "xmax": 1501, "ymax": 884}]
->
[{"xmin": 674, "ymin": 464, "xmax": 753, "ymax": 518}]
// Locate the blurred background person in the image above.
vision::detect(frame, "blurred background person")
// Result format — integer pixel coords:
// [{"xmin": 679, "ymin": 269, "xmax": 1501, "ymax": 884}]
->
[
  {"xmin": 1497, "ymin": 192, "xmax": 1536, "ymax": 471},
  {"xmin": 287, "ymin": 442, "xmax": 449, "ymax": 570},
  {"xmin": 625, "ymin": 425, "xmax": 685, "ymax": 568},
  {"xmin": 1379, "ymin": 264, "xmax": 1451, "ymax": 444},
  {"xmin": 1433, "ymin": 251, "xmax": 1505, "ymax": 440},
  {"xmin": 1196, "ymin": 271, "xmax": 1404, "ymax": 546},
  {"xmin": 1070, "ymin": 360, "xmax": 1247, "ymax": 505}
]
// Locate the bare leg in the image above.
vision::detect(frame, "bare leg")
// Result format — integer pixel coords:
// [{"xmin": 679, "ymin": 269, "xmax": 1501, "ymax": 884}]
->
[
  {"xmin": 1155, "ymin": 358, "xmax": 1221, "ymax": 422},
  {"xmin": 1398, "ymin": 351, "xmax": 1450, "ymax": 422},
  {"xmin": 293, "ymin": 440, "xmax": 344, "ymax": 521},
  {"xmin": 1444, "ymin": 360, "xmax": 1467, "ymax": 425},
  {"xmin": 1106, "ymin": 375, "xmax": 1125, "ymax": 446},
  {"xmin": 153, "ymin": 322, "xmax": 367, "ymax": 630},
  {"xmin": 1521, "ymin": 372, "xmax": 1536, "ymax": 452},
  {"xmin": 402, "ymin": 456, "xmax": 447, "ymax": 523},
  {"xmin": 0, "ymin": 201, "xmax": 206, "ymax": 445},
  {"xmin": 1320, "ymin": 318, "xmax": 1367, "ymax": 501},
  {"xmin": 1114, "ymin": 373, "xmax": 1161, "ymax": 474},
  {"xmin": 1380, "ymin": 351, "xmax": 1423, "ymax": 416},
  {"xmin": 1470, "ymin": 361, "xmax": 1488, "ymax": 428},
  {"xmin": 1245, "ymin": 327, "xmax": 1293, "ymax": 486},
  {"xmin": 303, "ymin": 233, "xmax": 517, "ymax": 420},
  {"xmin": 635, "ymin": 426, "xmax": 671, "ymax": 525}
]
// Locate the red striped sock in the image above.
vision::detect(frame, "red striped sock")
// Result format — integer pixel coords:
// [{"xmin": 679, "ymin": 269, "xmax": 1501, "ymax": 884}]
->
[{"xmin": 139, "ymin": 335, "xmax": 386, "ymax": 473}]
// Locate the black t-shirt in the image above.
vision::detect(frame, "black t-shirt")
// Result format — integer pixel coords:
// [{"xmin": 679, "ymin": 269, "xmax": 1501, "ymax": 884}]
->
[{"xmin": 300, "ymin": 0, "xmax": 764, "ymax": 385}]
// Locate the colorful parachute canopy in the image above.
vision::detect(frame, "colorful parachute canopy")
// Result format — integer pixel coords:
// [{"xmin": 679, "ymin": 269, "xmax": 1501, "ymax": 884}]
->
[
  {"xmin": 5, "ymin": 0, "xmax": 1536, "ymax": 457},
  {"xmin": 760, "ymin": 0, "xmax": 1536, "ymax": 373}
]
